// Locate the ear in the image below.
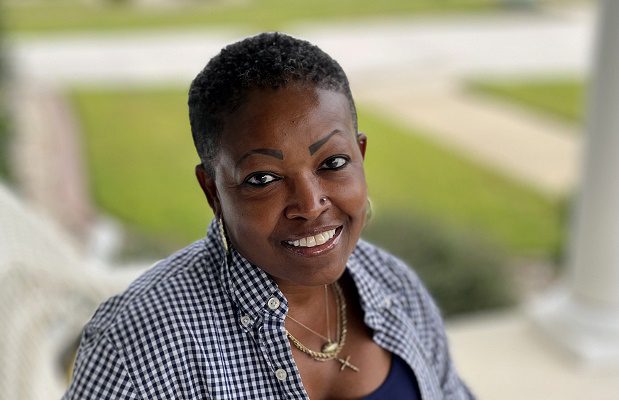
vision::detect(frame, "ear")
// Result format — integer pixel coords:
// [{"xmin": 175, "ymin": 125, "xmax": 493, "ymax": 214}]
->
[
  {"xmin": 195, "ymin": 164, "xmax": 221, "ymax": 215},
  {"xmin": 356, "ymin": 133, "xmax": 367, "ymax": 160}
]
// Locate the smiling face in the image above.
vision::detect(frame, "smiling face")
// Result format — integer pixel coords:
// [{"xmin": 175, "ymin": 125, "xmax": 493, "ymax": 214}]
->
[{"xmin": 196, "ymin": 84, "xmax": 367, "ymax": 287}]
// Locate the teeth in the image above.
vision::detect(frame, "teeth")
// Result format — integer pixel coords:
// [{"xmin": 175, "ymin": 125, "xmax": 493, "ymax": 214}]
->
[{"xmin": 286, "ymin": 229, "xmax": 337, "ymax": 248}]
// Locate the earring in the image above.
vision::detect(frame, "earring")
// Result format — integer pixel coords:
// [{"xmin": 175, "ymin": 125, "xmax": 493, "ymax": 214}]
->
[
  {"xmin": 365, "ymin": 198, "xmax": 374, "ymax": 224},
  {"xmin": 218, "ymin": 217, "xmax": 229, "ymax": 253}
]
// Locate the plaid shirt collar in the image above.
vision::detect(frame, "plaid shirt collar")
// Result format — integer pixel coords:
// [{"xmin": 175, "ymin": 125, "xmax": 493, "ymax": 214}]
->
[
  {"xmin": 210, "ymin": 219, "xmax": 397, "ymax": 323},
  {"xmin": 348, "ymin": 253, "xmax": 397, "ymax": 313},
  {"xmin": 212, "ymin": 219, "xmax": 288, "ymax": 321}
]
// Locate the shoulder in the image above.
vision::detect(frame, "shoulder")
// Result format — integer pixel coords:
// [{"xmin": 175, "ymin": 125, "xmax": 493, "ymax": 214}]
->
[
  {"xmin": 351, "ymin": 238, "xmax": 425, "ymax": 297},
  {"xmin": 80, "ymin": 239, "xmax": 219, "ymax": 349},
  {"xmin": 351, "ymin": 238, "xmax": 444, "ymax": 334},
  {"xmin": 64, "ymin": 334, "xmax": 141, "ymax": 399},
  {"xmin": 352, "ymin": 240, "xmax": 474, "ymax": 397},
  {"xmin": 68, "ymin": 237, "xmax": 228, "ymax": 397}
]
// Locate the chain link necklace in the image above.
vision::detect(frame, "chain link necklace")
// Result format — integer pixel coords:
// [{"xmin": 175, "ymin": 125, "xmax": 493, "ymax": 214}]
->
[{"xmin": 285, "ymin": 282, "xmax": 359, "ymax": 372}]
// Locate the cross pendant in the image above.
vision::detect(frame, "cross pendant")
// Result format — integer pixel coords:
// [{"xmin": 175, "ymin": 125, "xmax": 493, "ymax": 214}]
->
[{"xmin": 337, "ymin": 355, "xmax": 359, "ymax": 372}]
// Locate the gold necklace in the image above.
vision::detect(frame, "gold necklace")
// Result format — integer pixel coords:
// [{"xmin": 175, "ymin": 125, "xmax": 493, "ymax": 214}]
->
[{"xmin": 285, "ymin": 282, "xmax": 359, "ymax": 372}]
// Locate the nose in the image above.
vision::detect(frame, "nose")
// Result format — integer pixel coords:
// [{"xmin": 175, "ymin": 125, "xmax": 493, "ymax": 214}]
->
[{"xmin": 284, "ymin": 173, "xmax": 328, "ymax": 220}]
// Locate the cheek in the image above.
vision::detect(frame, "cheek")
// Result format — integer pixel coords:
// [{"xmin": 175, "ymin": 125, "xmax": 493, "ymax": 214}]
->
[
  {"xmin": 332, "ymin": 170, "xmax": 367, "ymax": 217},
  {"xmin": 219, "ymin": 192, "xmax": 279, "ymax": 244}
]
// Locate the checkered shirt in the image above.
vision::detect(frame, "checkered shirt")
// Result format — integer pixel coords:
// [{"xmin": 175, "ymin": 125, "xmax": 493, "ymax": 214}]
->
[{"xmin": 64, "ymin": 219, "xmax": 474, "ymax": 399}]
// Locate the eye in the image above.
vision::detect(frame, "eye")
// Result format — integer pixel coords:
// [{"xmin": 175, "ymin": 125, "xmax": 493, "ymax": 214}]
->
[
  {"xmin": 320, "ymin": 155, "xmax": 349, "ymax": 170},
  {"xmin": 244, "ymin": 172, "xmax": 280, "ymax": 187}
]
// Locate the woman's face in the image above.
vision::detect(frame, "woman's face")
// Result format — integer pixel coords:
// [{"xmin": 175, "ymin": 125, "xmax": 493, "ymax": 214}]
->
[{"xmin": 197, "ymin": 84, "xmax": 367, "ymax": 287}]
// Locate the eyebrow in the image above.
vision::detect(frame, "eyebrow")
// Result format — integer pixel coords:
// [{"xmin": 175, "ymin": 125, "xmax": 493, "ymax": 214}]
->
[
  {"xmin": 236, "ymin": 148, "xmax": 284, "ymax": 167},
  {"xmin": 308, "ymin": 129, "xmax": 343, "ymax": 155}
]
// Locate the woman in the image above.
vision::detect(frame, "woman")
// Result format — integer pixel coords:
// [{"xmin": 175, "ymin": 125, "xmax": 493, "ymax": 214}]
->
[{"xmin": 65, "ymin": 33, "xmax": 473, "ymax": 399}]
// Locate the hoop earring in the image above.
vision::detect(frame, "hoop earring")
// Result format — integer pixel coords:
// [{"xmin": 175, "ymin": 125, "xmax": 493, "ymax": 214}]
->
[
  {"xmin": 365, "ymin": 198, "xmax": 374, "ymax": 225},
  {"xmin": 218, "ymin": 217, "xmax": 229, "ymax": 253}
]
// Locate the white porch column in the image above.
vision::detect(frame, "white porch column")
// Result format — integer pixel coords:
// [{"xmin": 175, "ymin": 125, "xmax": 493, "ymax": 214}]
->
[{"xmin": 533, "ymin": 0, "xmax": 619, "ymax": 365}]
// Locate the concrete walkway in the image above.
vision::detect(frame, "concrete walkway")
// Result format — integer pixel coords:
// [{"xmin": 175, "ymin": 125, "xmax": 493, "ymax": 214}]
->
[
  {"xmin": 353, "ymin": 77, "xmax": 581, "ymax": 197},
  {"xmin": 9, "ymin": 5, "xmax": 592, "ymax": 84}
]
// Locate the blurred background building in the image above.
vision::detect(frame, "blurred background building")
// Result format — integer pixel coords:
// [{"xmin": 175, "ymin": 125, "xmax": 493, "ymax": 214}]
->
[{"xmin": 1, "ymin": 0, "xmax": 618, "ymax": 398}]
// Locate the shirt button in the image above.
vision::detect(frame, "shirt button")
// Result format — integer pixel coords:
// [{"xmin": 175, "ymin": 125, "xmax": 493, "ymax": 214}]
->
[
  {"xmin": 275, "ymin": 368, "xmax": 287, "ymax": 381},
  {"xmin": 240, "ymin": 315, "xmax": 252, "ymax": 327},
  {"xmin": 267, "ymin": 297, "xmax": 280, "ymax": 310}
]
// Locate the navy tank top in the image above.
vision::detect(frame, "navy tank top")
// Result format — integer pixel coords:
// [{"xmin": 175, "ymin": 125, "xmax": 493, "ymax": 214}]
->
[{"xmin": 362, "ymin": 354, "xmax": 421, "ymax": 399}]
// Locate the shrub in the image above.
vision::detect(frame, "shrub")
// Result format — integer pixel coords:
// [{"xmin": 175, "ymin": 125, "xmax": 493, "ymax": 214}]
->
[{"xmin": 363, "ymin": 213, "xmax": 515, "ymax": 317}]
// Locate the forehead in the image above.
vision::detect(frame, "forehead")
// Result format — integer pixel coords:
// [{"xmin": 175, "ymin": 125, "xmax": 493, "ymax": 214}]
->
[{"xmin": 219, "ymin": 85, "xmax": 355, "ymax": 153}]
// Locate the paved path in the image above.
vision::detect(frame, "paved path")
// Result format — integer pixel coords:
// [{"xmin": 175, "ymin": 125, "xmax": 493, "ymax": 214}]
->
[
  {"xmin": 9, "ymin": 5, "xmax": 592, "ymax": 84},
  {"xmin": 353, "ymin": 77, "xmax": 581, "ymax": 196}
]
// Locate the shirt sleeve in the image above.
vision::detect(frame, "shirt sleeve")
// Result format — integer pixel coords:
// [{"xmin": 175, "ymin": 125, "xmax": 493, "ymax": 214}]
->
[
  {"xmin": 411, "ymin": 276, "xmax": 475, "ymax": 400},
  {"xmin": 389, "ymin": 253, "xmax": 474, "ymax": 400},
  {"xmin": 63, "ymin": 334, "xmax": 141, "ymax": 400}
]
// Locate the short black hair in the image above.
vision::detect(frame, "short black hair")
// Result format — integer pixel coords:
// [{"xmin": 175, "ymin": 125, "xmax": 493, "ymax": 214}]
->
[{"xmin": 188, "ymin": 32, "xmax": 357, "ymax": 176}]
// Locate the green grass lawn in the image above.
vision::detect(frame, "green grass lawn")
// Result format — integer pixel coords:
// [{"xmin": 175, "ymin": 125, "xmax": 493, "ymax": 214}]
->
[
  {"xmin": 469, "ymin": 78, "xmax": 586, "ymax": 124},
  {"xmin": 72, "ymin": 88, "xmax": 210, "ymax": 248},
  {"xmin": 362, "ymin": 110, "xmax": 562, "ymax": 256},
  {"xmin": 7, "ymin": 0, "xmax": 501, "ymax": 34},
  {"xmin": 71, "ymin": 87, "xmax": 561, "ymax": 257}
]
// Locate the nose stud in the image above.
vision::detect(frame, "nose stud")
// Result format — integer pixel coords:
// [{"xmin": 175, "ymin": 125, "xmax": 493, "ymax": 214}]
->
[{"xmin": 320, "ymin": 197, "xmax": 328, "ymax": 205}]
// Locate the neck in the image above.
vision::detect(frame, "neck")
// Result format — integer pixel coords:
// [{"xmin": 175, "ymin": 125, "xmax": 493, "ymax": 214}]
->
[{"xmin": 277, "ymin": 281, "xmax": 327, "ymax": 310}]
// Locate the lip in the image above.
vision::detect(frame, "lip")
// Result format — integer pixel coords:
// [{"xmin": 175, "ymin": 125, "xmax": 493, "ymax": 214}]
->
[{"xmin": 281, "ymin": 225, "xmax": 343, "ymax": 257}]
